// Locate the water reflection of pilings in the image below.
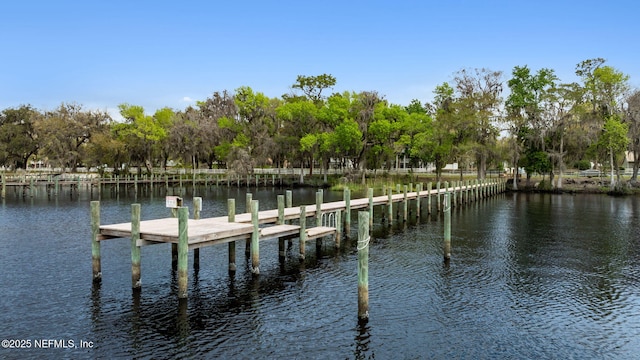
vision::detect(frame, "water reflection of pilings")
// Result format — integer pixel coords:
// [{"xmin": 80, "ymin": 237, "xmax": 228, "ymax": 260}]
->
[
  {"xmin": 354, "ymin": 322, "xmax": 373, "ymax": 360},
  {"xmin": 131, "ymin": 290, "xmax": 142, "ymax": 350},
  {"xmin": 176, "ymin": 298, "xmax": 190, "ymax": 348},
  {"xmin": 90, "ymin": 281, "xmax": 101, "ymax": 324}
]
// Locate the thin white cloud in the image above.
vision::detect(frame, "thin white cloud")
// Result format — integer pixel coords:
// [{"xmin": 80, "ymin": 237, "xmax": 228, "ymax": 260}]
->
[
  {"xmin": 182, "ymin": 96, "xmax": 194, "ymax": 103},
  {"xmin": 108, "ymin": 108, "xmax": 125, "ymax": 123}
]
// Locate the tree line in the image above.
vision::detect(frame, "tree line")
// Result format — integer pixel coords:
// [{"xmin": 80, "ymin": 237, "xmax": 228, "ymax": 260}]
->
[{"xmin": 1, "ymin": 58, "xmax": 639, "ymax": 189}]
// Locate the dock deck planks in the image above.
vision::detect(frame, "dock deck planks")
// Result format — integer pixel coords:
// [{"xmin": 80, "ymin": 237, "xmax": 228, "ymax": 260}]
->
[
  {"xmin": 98, "ymin": 183, "xmax": 491, "ymax": 246},
  {"xmin": 91, "ymin": 180, "xmax": 505, "ymax": 297}
]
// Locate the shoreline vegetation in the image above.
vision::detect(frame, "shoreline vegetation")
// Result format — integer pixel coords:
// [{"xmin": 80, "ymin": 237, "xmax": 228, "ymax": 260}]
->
[
  {"xmin": 3, "ymin": 168, "xmax": 639, "ymax": 197},
  {"xmin": 2, "ymin": 64, "xmax": 640, "ymax": 202}
]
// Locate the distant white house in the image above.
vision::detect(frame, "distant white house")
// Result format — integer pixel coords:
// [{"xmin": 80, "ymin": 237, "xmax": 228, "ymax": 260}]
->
[{"xmin": 623, "ymin": 151, "xmax": 636, "ymax": 174}]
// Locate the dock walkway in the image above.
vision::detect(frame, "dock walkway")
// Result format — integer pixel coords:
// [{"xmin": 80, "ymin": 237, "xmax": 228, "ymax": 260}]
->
[{"xmin": 92, "ymin": 179, "xmax": 506, "ymax": 298}]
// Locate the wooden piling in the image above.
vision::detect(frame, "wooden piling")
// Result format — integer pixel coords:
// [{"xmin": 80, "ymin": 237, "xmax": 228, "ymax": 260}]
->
[
  {"xmin": 131, "ymin": 204, "xmax": 141, "ymax": 289},
  {"xmin": 91, "ymin": 201, "xmax": 101, "ymax": 282},
  {"xmin": 416, "ymin": 183, "xmax": 421, "ymax": 219},
  {"xmin": 278, "ymin": 194, "xmax": 285, "ymax": 260},
  {"xmin": 299, "ymin": 205, "xmax": 306, "ymax": 260},
  {"xmin": 251, "ymin": 200, "xmax": 260, "ymax": 275},
  {"xmin": 335, "ymin": 210, "xmax": 342, "ymax": 248},
  {"xmin": 368, "ymin": 188, "xmax": 374, "ymax": 227},
  {"xmin": 474, "ymin": 180, "xmax": 478, "ymax": 201},
  {"xmin": 286, "ymin": 190, "xmax": 292, "ymax": 208},
  {"xmin": 452, "ymin": 181, "xmax": 457, "ymax": 207},
  {"xmin": 1, "ymin": 173, "xmax": 5, "ymax": 198},
  {"xmin": 464, "ymin": 180, "xmax": 467, "ymax": 201},
  {"xmin": 358, "ymin": 211, "xmax": 370, "ymax": 322},
  {"xmin": 436, "ymin": 181, "xmax": 441, "ymax": 212},
  {"xmin": 444, "ymin": 193, "xmax": 451, "ymax": 261},
  {"xmin": 171, "ymin": 197, "xmax": 183, "ymax": 271},
  {"xmin": 465, "ymin": 180, "xmax": 470, "ymax": 204},
  {"xmin": 193, "ymin": 197, "xmax": 202, "ymax": 270},
  {"xmin": 194, "ymin": 197, "xmax": 202, "ymax": 219},
  {"xmin": 277, "ymin": 194, "xmax": 285, "ymax": 225},
  {"xmin": 177, "ymin": 206, "xmax": 189, "ymax": 298},
  {"xmin": 403, "ymin": 185, "xmax": 408, "ymax": 222},
  {"xmin": 285, "ymin": 189, "xmax": 293, "ymax": 238},
  {"xmin": 316, "ymin": 190, "xmax": 323, "ymax": 227},
  {"xmin": 245, "ymin": 193, "xmax": 252, "ymax": 256},
  {"xmin": 343, "ymin": 188, "xmax": 351, "ymax": 236},
  {"xmin": 387, "ymin": 191, "xmax": 393, "ymax": 227},
  {"xmin": 227, "ymin": 198, "xmax": 236, "ymax": 273},
  {"xmin": 427, "ymin": 182, "xmax": 432, "ymax": 214}
]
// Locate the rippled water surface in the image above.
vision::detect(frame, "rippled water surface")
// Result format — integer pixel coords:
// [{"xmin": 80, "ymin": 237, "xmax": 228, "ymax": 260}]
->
[{"xmin": 1, "ymin": 186, "xmax": 640, "ymax": 359}]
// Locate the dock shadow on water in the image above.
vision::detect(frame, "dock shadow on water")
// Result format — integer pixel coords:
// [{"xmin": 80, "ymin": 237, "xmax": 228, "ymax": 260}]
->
[{"xmin": 2, "ymin": 186, "xmax": 640, "ymax": 359}]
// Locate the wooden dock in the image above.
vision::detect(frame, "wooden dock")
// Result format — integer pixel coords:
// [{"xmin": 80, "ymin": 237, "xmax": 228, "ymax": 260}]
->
[
  {"xmin": 91, "ymin": 179, "xmax": 506, "ymax": 298},
  {"xmin": 0, "ymin": 171, "xmax": 305, "ymax": 198}
]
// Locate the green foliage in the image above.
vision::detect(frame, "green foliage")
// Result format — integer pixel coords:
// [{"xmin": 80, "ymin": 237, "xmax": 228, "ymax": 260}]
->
[
  {"xmin": 277, "ymin": 100, "xmax": 319, "ymax": 136},
  {"xmin": 369, "ymin": 119, "xmax": 392, "ymax": 144},
  {"xmin": 598, "ymin": 116, "xmax": 629, "ymax": 154},
  {"xmin": 218, "ymin": 116, "xmax": 240, "ymax": 131},
  {"xmin": 300, "ymin": 133, "xmax": 318, "ymax": 152},
  {"xmin": 405, "ymin": 99, "xmax": 427, "ymax": 115},
  {"xmin": 0, "ymin": 105, "xmax": 39, "ymax": 168},
  {"xmin": 537, "ymin": 179, "xmax": 553, "ymax": 191},
  {"xmin": 115, "ymin": 103, "xmax": 172, "ymax": 171},
  {"xmin": 214, "ymin": 142, "xmax": 232, "ymax": 161},
  {"xmin": 318, "ymin": 92, "xmax": 356, "ymax": 128},
  {"xmin": 232, "ymin": 133, "xmax": 250, "ymax": 148},
  {"xmin": 574, "ymin": 160, "xmax": 591, "ymax": 170},
  {"xmin": 331, "ymin": 118, "xmax": 362, "ymax": 156},
  {"xmin": 36, "ymin": 103, "xmax": 110, "ymax": 170},
  {"xmin": 1, "ymin": 59, "xmax": 636, "ymax": 183},
  {"xmin": 85, "ymin": 129, "xmax": 126, "ymax": 169},
  {"xmin": 118, "ymin": 104, "xmax": 145, "ymax": 121},
  {"xmin": 291, "ymin": 73, "xmax": 336, "ymax": 103},
  {"xmin": 235, "ymin": 86, "xmax": 270, "ymax": 122},
  {"xmin": 520, "ymin": 150, "xmax": 551, "ymax": 175},
  {"xmin": 453, "ymin": 68, "xmax": 503, "ymax": 178}
]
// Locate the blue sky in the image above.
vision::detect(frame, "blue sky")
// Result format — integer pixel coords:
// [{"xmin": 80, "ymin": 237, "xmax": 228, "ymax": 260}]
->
[{"xmin": 1, "ymin": 0, "xmax": 638, "ymax": 120}]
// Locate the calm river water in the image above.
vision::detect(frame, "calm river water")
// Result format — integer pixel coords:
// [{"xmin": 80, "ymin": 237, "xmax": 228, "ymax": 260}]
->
[{"xmin": 1, "ymin": 185, "xmax": 639, "ymax": 359}]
